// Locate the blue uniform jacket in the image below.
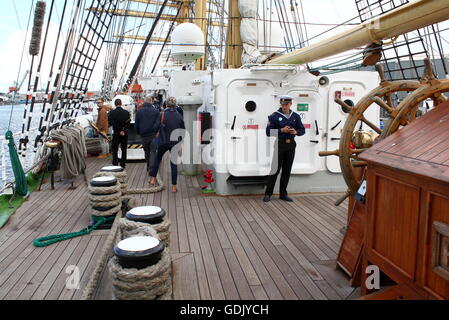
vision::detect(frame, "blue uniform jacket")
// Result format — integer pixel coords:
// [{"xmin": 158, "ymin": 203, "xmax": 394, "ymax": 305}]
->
[
  {"xmin": 135, "ymin": 103, "xmax": 160, "ymax": 137},
  {"xmin": 266, "ymin": 108, "xmax": 306, "ymax": 139}
]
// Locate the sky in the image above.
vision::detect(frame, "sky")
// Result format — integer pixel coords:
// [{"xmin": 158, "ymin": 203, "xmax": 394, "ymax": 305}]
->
[{"xmin": 0, "ymin": 0, "xmax": 447, "ymax": 94}]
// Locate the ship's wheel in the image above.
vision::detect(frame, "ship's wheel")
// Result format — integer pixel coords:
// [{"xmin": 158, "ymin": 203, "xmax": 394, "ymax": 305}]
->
[
  {"xmin": 319, "ymin": 64, "xmax": 426, "ymax": 205},
  {"xmin": 381, "ymin": 59, "xmax": 449, "ymax": 138}
]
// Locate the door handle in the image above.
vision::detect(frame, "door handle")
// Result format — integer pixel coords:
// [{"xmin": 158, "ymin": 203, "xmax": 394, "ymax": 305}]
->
[
  {"xmin": 310, "ymin": 140, "xmax": 319, "ymax": 144},
  {"xmin": 331, "ymin": 120, "xmax": 342, "ymax": 131},
  {"xmin": 231, "ymin": 137, "xmax": 241, "ymax": 140},
  {"xmin": 331, "ymin": 137, "xmax": 341, "ymax": 141}
]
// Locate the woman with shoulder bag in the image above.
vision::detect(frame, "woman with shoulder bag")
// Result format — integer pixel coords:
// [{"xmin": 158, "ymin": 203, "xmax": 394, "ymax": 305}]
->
[{"xmin": 149, "ymin": 97, "xmax": 185, "ymax": 193}]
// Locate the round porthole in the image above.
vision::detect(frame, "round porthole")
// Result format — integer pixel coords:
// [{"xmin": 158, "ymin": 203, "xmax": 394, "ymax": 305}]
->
[
  {"xmin": 341, "ymin": 99, "xmax": 355, "ymax": 114},
  {"xmin": 344, "ymin": 99, "xmax": 355, "ymax": 107},
  {"xmin": 245, "ymin": 101, "xmax": 257, "ymax": 112}
]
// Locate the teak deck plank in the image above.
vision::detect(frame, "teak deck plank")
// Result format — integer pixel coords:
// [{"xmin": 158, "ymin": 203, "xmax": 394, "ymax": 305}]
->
[{"xmin": 0, "ymin": 155, "xmax": 353, "ymax": 300}]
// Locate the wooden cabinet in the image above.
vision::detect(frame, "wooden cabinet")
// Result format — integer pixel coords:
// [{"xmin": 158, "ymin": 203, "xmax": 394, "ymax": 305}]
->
[{"xmin": 359, "ymin": 101, "xmax": 449, "ymax": 300}]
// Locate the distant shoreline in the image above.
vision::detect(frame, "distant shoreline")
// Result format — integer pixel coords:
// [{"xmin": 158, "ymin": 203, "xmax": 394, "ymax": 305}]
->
[{"xmin": 0, "ymin": 101, "xmax": 48, "ymax": 106}]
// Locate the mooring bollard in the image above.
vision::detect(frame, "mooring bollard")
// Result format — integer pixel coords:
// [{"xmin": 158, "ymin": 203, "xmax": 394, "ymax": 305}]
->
[
  {"xmin": 108, "ymin": 223, "xmax": 173, "ymax": 300},
  {"xmin": 95, "ymin": 166, "xmax": 128, "ymax": 197},
  {"xmin": 88, "ymin": 176, "xmax": 122, "ymax": 229},
  {"xmin": 125, "ymin": 206, "xmax": 171, "ymax": 247}
]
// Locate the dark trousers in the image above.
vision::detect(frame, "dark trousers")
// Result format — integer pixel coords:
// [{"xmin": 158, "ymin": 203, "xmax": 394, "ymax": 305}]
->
[
  {"xmin": 265, "ymin": 140, "xmax": 296, "ymax": 197},
  {"xmin": 111, "ymin": 134, "xmax": 128, "ymax": 168},
  {"xmin": 141, "ymin": 135, "xmax": 156, "ymax": 173},
  {"xmin": 150, "ymin": 143, "xmax": 179, "ymax": 185}
]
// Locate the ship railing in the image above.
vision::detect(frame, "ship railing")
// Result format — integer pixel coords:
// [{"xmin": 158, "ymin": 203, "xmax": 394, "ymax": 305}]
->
[{"xmin": 0, "ymin": 127, "xmax": 40, "ymax": 195}]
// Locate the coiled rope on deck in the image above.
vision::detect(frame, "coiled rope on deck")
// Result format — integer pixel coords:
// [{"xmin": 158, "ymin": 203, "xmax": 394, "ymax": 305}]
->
[
  {"xmin": 108, "ymin": 221, "xmax": 172, "ymax": 300},
  {"xmin": 33, "ymin": 215, "xmax": 115, "ymax": 247}
]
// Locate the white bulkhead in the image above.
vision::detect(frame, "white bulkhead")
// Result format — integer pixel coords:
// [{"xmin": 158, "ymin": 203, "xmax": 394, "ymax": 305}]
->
[{"xmin": 154, "ymin": 66, "xmax": 379, "ymax": 195}]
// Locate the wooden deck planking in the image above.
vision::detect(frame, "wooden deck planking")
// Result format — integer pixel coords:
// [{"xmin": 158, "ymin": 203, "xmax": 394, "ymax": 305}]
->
[
  {"xmin": 0, "ymin": 157, "xmax": 109, "ymax": 300},
  {"xmin": 0, "ymin": 179, "xmax": 89, "ymax": 296},
  {"xmin": 0, "ymin": 154, "xmax": 355, "ymax": 300}
]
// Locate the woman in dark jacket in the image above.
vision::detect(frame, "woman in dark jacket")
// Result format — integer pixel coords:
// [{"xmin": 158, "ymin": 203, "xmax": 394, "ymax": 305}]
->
[{"xmin": 149, "ymin": 97, "xmax": 185, "ymax": 193}]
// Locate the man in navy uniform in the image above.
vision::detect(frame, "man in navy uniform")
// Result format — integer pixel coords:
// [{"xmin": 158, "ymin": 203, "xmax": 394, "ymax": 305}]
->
[{"xmin": 264, "ymin": 95, "xmax": 306, "ymax": 202}]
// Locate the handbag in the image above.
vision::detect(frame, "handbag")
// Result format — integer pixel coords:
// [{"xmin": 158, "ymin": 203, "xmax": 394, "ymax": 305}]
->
[{"xmin": 153, "ymin": 111, "xmax": 167, "ymax": 147}]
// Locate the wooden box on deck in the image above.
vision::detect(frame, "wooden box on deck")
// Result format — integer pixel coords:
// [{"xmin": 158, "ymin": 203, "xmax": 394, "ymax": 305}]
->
[{"xmin": 358, "ymin": 100, "xmax": 449, "ymax": 299}]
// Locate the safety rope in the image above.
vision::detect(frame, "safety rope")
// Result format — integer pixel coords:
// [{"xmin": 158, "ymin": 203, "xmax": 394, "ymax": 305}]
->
[{"xmin": 33, "ymin": 215, "xmax": 116, "ymax": 247}]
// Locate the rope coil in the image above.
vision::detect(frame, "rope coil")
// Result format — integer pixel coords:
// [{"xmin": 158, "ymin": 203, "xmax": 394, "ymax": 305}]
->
[{"xmin": 109, "ymin": 220, "xmax": 172, "ymax": 300}]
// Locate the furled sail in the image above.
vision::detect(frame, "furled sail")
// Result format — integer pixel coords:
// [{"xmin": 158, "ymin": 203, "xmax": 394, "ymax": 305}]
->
[{"xmin": 239, "ymin": 0, "xmax": 268, "ymax": 65}]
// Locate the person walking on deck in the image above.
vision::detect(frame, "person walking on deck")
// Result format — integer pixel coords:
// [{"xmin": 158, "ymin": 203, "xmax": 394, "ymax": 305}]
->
[
  {"xmin": 264, "ymin": 95, "xmax": 306, "ymax": 202},
  {"xmin": 135, "ymin": 94, "xmax": 160, "ymax": 175},
  {"xmin": 149, "ymin": 97, "xmax": 185, "ymax": 193},
  {"xmin": 108, "ymin": 99, "xmax": 131, "ymax": 168},
  {"xmin": 95, "ymin": 98, "xmax": 110, "ymax": 159}
]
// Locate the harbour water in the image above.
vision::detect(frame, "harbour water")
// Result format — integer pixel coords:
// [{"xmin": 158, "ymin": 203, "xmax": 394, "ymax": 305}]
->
[{"xmin": 0, "ymin": 104, "xmax": 42, "ymax": 191}]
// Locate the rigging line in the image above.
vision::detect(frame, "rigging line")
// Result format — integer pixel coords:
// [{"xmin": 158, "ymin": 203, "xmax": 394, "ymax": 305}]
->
[
  {"xmin": 298, "ymin": 0, "xmax": 309, "ymax": 47},
  {"xmin": 117, "ymin": 0, "xmax": 153, "ymax": 91},
  {"xmin": 8, "ymin": 0, "xmax": 35, "ymax": 131},
  {"xmin": 123, "ymin": 0, "xmax": 170, "ymax": 92},
  {"xmin": 433, "ymin": 24, "xmax": 448, "ymax": 75},
  {"xmin": 106, "ymin": 1, "xmax": 129, "ymax": 96},
  {"xmin": 37, "ymin": 0, "xmax": 69, "ymax": 134},
  {"xmin": 26, "ymin": 0, "xmax": 57, "ymax": 136},
  {"xmin": 279, "ymin": 0, "xmax": 296, "ymax": 51},
  {"xmin": 151, "ymin": 2, "xmax": 183, "ymax": 74},
  {"xmin": 273, "ymin": 0, "xmax": 292, "ymax": 52},
  {"xmin": 45, "ymin": 0, "xmax": 83, "ymax": 135},
  {"xmin": 425, "ymin": 26, "xmax": 437, "ymax": 68},
  {"xmin": 295, "ymin": 13, "xmax": 361, "ymax": 48},
  {"xmin": 69, "ymin": 0, "xmax": 119, "ymax": 120},
  {"xmin": 146, "ymin": 18, "xmax": 168, "ymax": 74},
  {"xmin": 290, "ymin": 0, "xmax": 304, "ymax": 49}
]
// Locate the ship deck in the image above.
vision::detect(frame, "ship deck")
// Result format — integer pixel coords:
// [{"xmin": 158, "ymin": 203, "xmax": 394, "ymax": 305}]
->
[{"xmin": 0, "ymin": 157, "xmax": 356, "ymax": 300}]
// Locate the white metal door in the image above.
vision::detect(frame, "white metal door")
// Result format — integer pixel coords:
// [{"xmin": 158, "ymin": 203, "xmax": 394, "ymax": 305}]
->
[
  {"xmin": 288, "ymin": 90, "xmax": 322, "ymax": 174},
  {"xmin": 226, "ymin": 80, "xmax": 276, "ymax": 176}
]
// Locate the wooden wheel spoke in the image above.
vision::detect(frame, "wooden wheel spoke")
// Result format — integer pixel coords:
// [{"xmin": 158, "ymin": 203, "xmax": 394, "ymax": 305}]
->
[
  {"xmin": 351, "ymin": 160, "xmax": 368, "ymax": 168},
  {"xmin": 432, "ymin": 94, "xmax": 447, "ymax": 106},
  {"xmin": 409, "ymin": 105, "xmax": 419, "ymax": 121},
  {"xmin": 372, "ymin": 96, "xmax": 394, "ymax": 114},
  {"xmin": 361, "ymin": 116, "xmax": 382, "ymax": 134}
]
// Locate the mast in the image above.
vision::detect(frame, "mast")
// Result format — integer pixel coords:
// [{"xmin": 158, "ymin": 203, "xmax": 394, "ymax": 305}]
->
[
  {"xmin": 224, "ymin": 0, "xmax": 242, "ymax": 69},
  {"xmin": 195, "ymin": 0, "xmax": 207, "ymax": 70}
]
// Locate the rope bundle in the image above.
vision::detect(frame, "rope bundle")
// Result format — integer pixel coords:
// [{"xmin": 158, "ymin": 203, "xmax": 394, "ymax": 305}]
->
[
  {"xmin": 108, "ymin": 251, "xmax": 172, "ymax": 300},
  {"xmin": 89, "ymin": 180, "xmax": 122, "ymax": 218},
  {"xmin": 50, "ymin": 125, "xmax": 87, "ymax": 180},
  {"xmin": 108, "ymin": 221, "xmax": 173, "ymax": 300},
  {"xmin": 29, "ymin": 1, "xmax": 47, "ymax": 56}
]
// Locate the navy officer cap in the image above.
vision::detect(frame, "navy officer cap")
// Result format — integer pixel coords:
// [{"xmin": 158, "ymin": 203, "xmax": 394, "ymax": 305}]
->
[{"xmin": 279, "ymin": 95, "xmax": 293, "ymax": 104}]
